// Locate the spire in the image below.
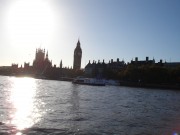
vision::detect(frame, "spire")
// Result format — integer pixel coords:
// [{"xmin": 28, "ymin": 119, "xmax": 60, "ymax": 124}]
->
[
  {"xmin": 46, "ymin": 51, "xmax": 48, "ymax": 59},
  {"xmin": 77, "ymin": 39, "xmax": 80, "ymax": 47},
  {"xmin": 60, "ymin": 60, "xmax": 62, "ymax": 68}
]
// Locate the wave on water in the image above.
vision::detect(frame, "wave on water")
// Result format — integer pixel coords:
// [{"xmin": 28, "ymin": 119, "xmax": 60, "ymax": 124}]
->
[{"xmin": 0, "ymin": 122, "xmax": 73, "ymax": 135}]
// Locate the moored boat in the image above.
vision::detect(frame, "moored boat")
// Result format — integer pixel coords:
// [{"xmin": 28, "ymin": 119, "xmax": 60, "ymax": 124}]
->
[
  {"xmin": 72, "ymin": 77, "xmax": 105, "ymax": 86},
  {"xmin": 105, "ymin": 79, "xmax": 120, "ymax": 86}
]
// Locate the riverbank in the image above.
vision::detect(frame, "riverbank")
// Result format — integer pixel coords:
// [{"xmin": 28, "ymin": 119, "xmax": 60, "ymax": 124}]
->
[
  {"xmin": 120, "ymin": 81, "xmax": 180, "ymax": 90},
  {"xmin": 1, "ymin": 74, "xmax": 180, "ymax": 90}
]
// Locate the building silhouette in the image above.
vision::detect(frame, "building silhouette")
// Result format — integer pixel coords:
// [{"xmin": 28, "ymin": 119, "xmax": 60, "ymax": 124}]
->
[
  {"xmin": 85, "ymin": 58, "xmax": 126, "ymax": 77},
  {"xmin": 130, "ymin": 57, "xmax": 155, "ymax": 66},
  {"xmin": 60, "ymin": 60, "xmax": 63, "ymax": 69},
  {"xmin": 33, "ymin": 48, "xmax": 52, "ymax": 72},
  {"xmin": 73, "ymin": 40, "xmax": 82, "ymax": 70}
]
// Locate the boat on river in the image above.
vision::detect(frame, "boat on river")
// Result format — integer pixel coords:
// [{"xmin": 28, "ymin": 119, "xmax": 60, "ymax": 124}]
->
[
  {"xmin": 72, "ymin": 77, "xmax": 106, "ymax": 86},
  {"xmin": 105, "ymin": 79, "xmax": 120, "ymax": 86}
]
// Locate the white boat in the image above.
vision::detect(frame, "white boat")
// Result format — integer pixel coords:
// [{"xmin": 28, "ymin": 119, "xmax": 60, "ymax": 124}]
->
[
  {"xmin": 72, "ymin": 77, "xmax": 105, "ymax": 86},
  {"xmin": 105, "ymin": 80, "xmax": 120, "ymax": 86}
]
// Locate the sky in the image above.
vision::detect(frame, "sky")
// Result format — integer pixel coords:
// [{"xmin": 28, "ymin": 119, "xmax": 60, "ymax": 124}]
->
[{"xmin": 0, "ymin": 0, "xmax": 180, "ymax": 68}]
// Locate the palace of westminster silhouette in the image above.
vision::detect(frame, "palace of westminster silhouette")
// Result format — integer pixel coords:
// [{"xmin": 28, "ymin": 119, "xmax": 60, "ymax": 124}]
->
[
  {"xmin": 8, "ymin": 39, "xmax": 127, "ymax": 78},
  {"xmin": 3, "ymin": 40, "xmax": 83, "ymax": 79},
  {"xmin": 12, "ymin": 39, "xmax": 82, "ymax": 71},
  {"xmin": 32, "ymin": 39, "xmax": 82, "ymax": 71}
]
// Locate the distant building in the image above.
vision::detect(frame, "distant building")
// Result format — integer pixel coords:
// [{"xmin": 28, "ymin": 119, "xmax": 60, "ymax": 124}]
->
[
  {"xmin": 130, "ymin": 57, "xmax": 155, "ymax": 66},
  {"xmin": 73, "ymin": 40, "xmax": 82, "ymax": 70},
  {"xmin": 24, "ymin": 62, "xmax": 30, "ymax": 69},
  {"xmin": 85, "ymin": 60, "xmax": 106, "ymax": 76},
  {"xmin": 33, "ymin": 48, "xmax": 52, "ymax": 72},
  {"xmin": 107, "ymin": 58, "xmax": 126, "ymax": 72},
  {"xmin": 85, "ymin": 58, "xmax": 126, "ymax": 77},
  {"xmin": 12, "ymin": 64, "xmax": 18, "ymax": 69}
]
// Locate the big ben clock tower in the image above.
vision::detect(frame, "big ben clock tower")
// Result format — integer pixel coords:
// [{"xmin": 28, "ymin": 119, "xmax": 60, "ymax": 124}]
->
[{"xmin": 73, "ymin": 40, "xmax": 82, "ymax": 70}]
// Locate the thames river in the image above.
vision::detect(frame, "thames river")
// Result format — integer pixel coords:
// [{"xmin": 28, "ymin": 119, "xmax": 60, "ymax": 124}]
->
[{"xmin": 0, "ymin": 76, "xmax": 180, "ymax": 135}]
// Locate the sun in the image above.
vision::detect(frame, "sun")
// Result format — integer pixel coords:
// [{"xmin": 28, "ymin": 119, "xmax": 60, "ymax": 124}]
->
[{"xmin": 6, "ymin": 0, "xmax": 56, "ymax": 48}]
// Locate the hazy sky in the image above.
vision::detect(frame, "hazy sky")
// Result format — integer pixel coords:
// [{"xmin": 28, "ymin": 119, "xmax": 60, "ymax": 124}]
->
[{"xmin": 0, "ymin": 0, "xmax": 180, "ymax": 68}]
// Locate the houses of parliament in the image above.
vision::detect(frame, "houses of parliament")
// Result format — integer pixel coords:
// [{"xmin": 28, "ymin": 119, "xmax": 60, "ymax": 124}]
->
[
  {"xmin": 0, "ymin": 40, "xmax": 83, "ymax": 79},
  {"xmin": 30, "ymin": 39, "xmax": 82, "ymax": 71}
]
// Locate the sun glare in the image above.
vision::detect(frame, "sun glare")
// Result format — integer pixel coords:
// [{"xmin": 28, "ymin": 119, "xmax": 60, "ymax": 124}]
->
[
  {"xmin": 6, "ymin": 0, "xmax": 56, "ymax": 48},
  {"xmin": 9, "ymin": 77, "xmax": 41, "ymax": 130}
]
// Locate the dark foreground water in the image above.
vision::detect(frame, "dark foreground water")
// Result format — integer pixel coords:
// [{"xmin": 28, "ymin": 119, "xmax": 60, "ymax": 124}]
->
[{"xmin": 0, "ymin": 76, "xmax": 180, "ymax": 135}]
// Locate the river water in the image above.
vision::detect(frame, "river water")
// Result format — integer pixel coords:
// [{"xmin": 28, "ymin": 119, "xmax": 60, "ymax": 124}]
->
[{"xmin": 0, "ymin": 75, "xmax": 180, "ymax": 135}]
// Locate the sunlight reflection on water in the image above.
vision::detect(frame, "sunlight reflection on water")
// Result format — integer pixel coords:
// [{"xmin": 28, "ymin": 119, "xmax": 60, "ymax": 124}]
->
[{"xmin": 7, "ymin": 77, "xmax": 42, "ymax": 132}]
